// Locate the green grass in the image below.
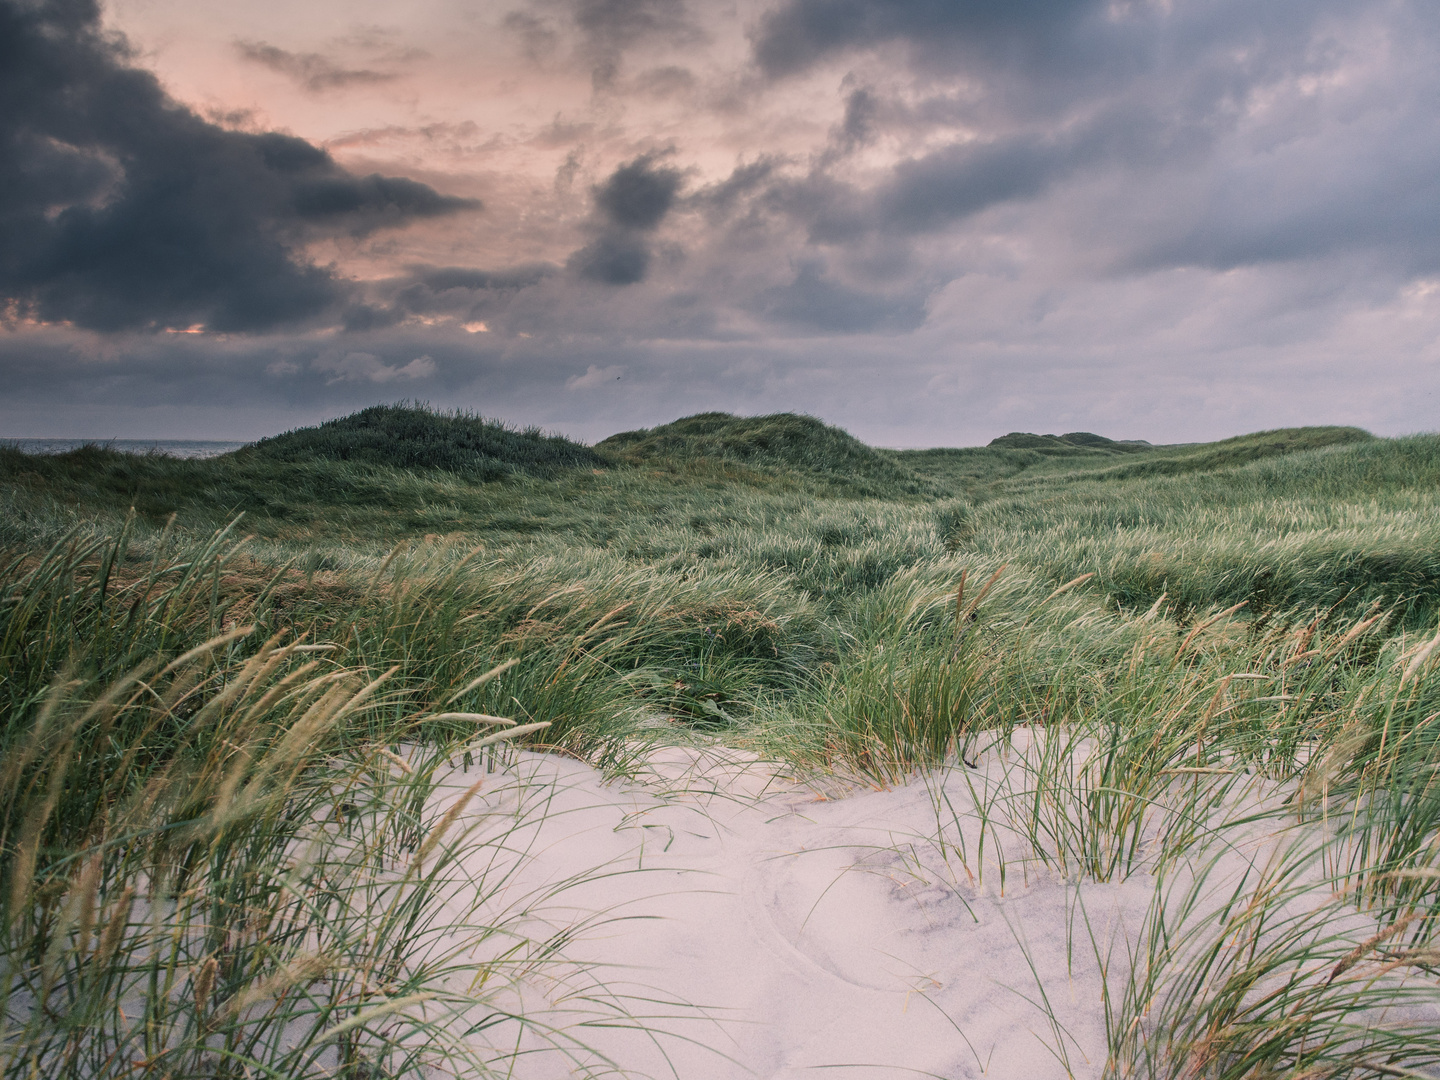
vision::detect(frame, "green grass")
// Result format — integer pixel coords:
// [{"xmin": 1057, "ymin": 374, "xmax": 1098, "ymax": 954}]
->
[
  {"xmin": 985, "ymin": 430, "xmax": 1156, "ymax": 454},
  {"xmin": 0, "ymin": 538, "xmax": 619, "ymax": 1078},
  {"xmin": 3, "ymin": 405, "xmax": 1440, "ymax": 1077},
  {"xmin": 598, "ymin": 410, "xmax": 943, "ymax": 496},
  {"xmin": 248, "ymin": 402, "xmax": 609, "ymax": 478}
]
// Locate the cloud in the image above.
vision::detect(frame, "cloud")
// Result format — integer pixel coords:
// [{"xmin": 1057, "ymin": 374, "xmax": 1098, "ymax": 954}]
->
[
  {"xmin": 751, "ymin": 0, "xmax": 1104, "ymax": 78},
  {"xmin": 337, "ymin": 263, "xmax": 557, "ymax": 328},
  {"xmin": 572, "ymin": 0, "xmax": 694, "ymax": 50},
  {"xmin": 569, "ymin": 233, "xmax": 652, "ymax": 284},
  {"xmin": 876, "ymin": 135, "xmax": 1080, "ymax": 233},
  {"xmin": 757, "ymin": 260, "xmax": 929, "ymax": 333},
  {"xmin": 8, "ymin": 0, "xmax": 1440, "ymax": 451},
  {"xmin": 727, "ymin": 0, "xmax": 1440, "ymax": 281},
  {"xmin": 692, "ymin": 158, "xmax": 781, "ymax": 219},
  {"xmin": 292, "ymin": 173, "xmax": 480, "ymax": 233},
  {"xmin": 0, "ymin": 0, "xmax": 479, "ymax": 333},
  {"xmin": 234, "ymin": 40, "xmax": 397, "ymax": 92},
  {"xmin": 631, "ymin": 64, "xmax": 696, "ymax": 97},
  {"xmin": 413, "ymin": 265, "xmax": 554, "ymax": 292},
  {"xmin": 568, "ymin": 0, "xmax": 701, "ymax": 88},
  {"xmin": 835, "ymin": 85, "xmax": 878, "ymax": 149},
  {"xmin": 569, "ymin": 154, "xmax": 684, "ymax": 284},
  {"xmin": 313, "ymin": 352, "xmax": 436, "ymax": 383},
  {"xmin": 566, "ymin": 363, "xmax": 625, "ymax": 388},
  {"xmin": 593, "ymin": 154, "xmax": 683, "ymax": 229},
  {"xmin": 326, "ymin": 121, "xmax": 483, "ymax": 150},
  {"xmin": 503, "ymin": 12, "xmax": 561, "ymax": 61}
]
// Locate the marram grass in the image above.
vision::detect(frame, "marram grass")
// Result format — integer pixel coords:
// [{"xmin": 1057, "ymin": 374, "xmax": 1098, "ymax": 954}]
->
[
  {"xmin": 0, "ymin": 530, "xmax": 682, "ymax": 1078},
  {"xmin": 4, "ymin": 412, "xmax": 1440, "ymax": 1077}
]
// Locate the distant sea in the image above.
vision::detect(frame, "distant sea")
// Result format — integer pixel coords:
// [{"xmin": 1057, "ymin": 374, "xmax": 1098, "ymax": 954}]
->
[{"xmin": 2, "ymin": 439, "xmax": 247, "ymax": 459}]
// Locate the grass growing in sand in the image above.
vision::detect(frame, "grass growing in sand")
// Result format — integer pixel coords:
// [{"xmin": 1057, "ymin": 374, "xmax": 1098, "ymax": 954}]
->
[{"xmin": 2, "ymin": 403, "xmax": 1439, "ymax": 1077}]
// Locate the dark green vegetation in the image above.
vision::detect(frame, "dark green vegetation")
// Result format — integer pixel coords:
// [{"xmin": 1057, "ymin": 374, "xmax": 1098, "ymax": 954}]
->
[
  {"xmin": 248, "ymin": 402, "xmax": 608, "ymax": 478},
  {"xmin": 598, "ymin": 410, "xmax": 940, "ymax": 496},
  {"xmin": 3, "ymin": 403, "xmax": 1440, "ymax": 1078},
  {"xmin": 1, "ymin": 408, "xmax": 1416, "ymax": 623},
  {"xmin": 986, "ymin": 430, "xmax": 1154, "ymax": 453}
]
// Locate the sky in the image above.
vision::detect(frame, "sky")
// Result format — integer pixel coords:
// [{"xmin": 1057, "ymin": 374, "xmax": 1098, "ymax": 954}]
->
[{"xmin": 2, "ymin": 0, "xmax": 1438, "ymax": 447}]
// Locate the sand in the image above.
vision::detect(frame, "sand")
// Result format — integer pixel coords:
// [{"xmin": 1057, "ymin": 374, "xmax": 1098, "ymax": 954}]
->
[{"xmin": 428, "ymin": 738, "xmax": 1168, "ymax": 1079}]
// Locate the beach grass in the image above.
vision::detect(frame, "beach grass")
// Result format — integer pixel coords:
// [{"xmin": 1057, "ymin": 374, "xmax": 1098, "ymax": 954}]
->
[{"xmin": 3, "ymin": 404, "xmax": 1439, "ymax": 1077}]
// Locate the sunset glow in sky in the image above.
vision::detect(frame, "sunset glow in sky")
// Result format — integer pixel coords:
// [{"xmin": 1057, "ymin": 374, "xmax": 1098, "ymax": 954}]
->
[{"xmin": 2, "ymin": 0, "xmax": 1439, "ymax": 444}]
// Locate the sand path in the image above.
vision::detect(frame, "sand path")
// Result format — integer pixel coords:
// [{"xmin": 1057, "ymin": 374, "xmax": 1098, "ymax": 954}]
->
[{"xmin": 434, "ymin": 743, "xmax": 1158, "ymax": 1079}]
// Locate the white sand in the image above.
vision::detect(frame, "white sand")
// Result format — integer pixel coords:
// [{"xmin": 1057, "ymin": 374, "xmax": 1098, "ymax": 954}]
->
[{"xmin": 432, "ymin": 739, "xmax": 1167, "ymax": 1079}]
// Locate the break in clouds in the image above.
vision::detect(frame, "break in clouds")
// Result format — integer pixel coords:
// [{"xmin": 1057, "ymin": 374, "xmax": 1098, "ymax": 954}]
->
[{"xmin": 2, "ymin": 0, "xmax": 1439, "ymax": 443}]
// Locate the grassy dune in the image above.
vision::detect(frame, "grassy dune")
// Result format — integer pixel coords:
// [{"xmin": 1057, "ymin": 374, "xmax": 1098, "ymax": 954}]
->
[{"xmin": 2, "ymin": 405, "xmax": 1438, "ymax": 1077}]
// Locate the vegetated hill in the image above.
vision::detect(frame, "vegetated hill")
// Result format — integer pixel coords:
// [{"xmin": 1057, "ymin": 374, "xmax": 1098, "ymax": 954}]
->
[
  {"xmin": 987, "ymin": 431, "xmax": 1154, "ymax": 454},
  {"xmin": 596, "ymin": 412, "xmax": 938, "ymax": 496},
  {"xmin": 1083, "ymin": 425, "xmax": 1375, "ymax": 481},
  {"xmin": 896, "ymin": 445, "xmax": 1082, "ymax": 490},
  {"xmin": 899, "ymin": 426, "xmax": 1377, "ymax": 493},
  {"xmin": 244, "ymin": 403, "xmax": 607, "ymax": 479}
]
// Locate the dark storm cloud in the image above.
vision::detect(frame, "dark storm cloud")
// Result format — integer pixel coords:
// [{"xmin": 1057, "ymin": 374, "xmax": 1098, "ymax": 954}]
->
[
  {"xmin": 569, "ymin": 233, "xmax": 652, "ymax": 285},
  {"xmin": 877, "ymin": 136, "xmax": 1075, "ymax": 232},
  {"xmin": 292, "ymin": 173, "xmax": 478, "ymax": 230},
  {"xmin": 752, "ymin": 0, "xmax": 1104, "ymax": 78},
  {"xmin": 234, "ymin": 40, "xmax": 397, "ymax": 92},
  {"xmin": 683, "ymin": 115, "xmax": 1091, "ymax": 251},
  {"xmin": 0, "ymin": 0, "xmax": 478, "ymax": 333},
  {"xmin": 594, "ymin": 155, "xmax": 683, "ymax": 229},
  {"xmin": 569, "ymin": 155, "xmax": 684, "ymax": 284},
  {"xmin": 734, "ymin": 0, "xmax": 1440, "ymax": 282},
  {"xmin": 11, "ymin": 0, "xmax": 1440, "ymax": 448}
]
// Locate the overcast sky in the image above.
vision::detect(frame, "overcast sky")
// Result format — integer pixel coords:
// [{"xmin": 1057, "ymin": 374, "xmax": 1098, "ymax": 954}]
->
[{"xmin": 2, "ymin": 0, "xmax": 1438, "ymax": 446}]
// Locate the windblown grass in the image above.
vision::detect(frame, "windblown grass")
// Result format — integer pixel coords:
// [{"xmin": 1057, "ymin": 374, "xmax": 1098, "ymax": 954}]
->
[
  {"xmin": 4, "ymin": 407, "xmax": 1440, "ymax": 1077},
  {"xmin": 0, "ymin": 530, "xmax": 705, "ymax": 1078}
]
